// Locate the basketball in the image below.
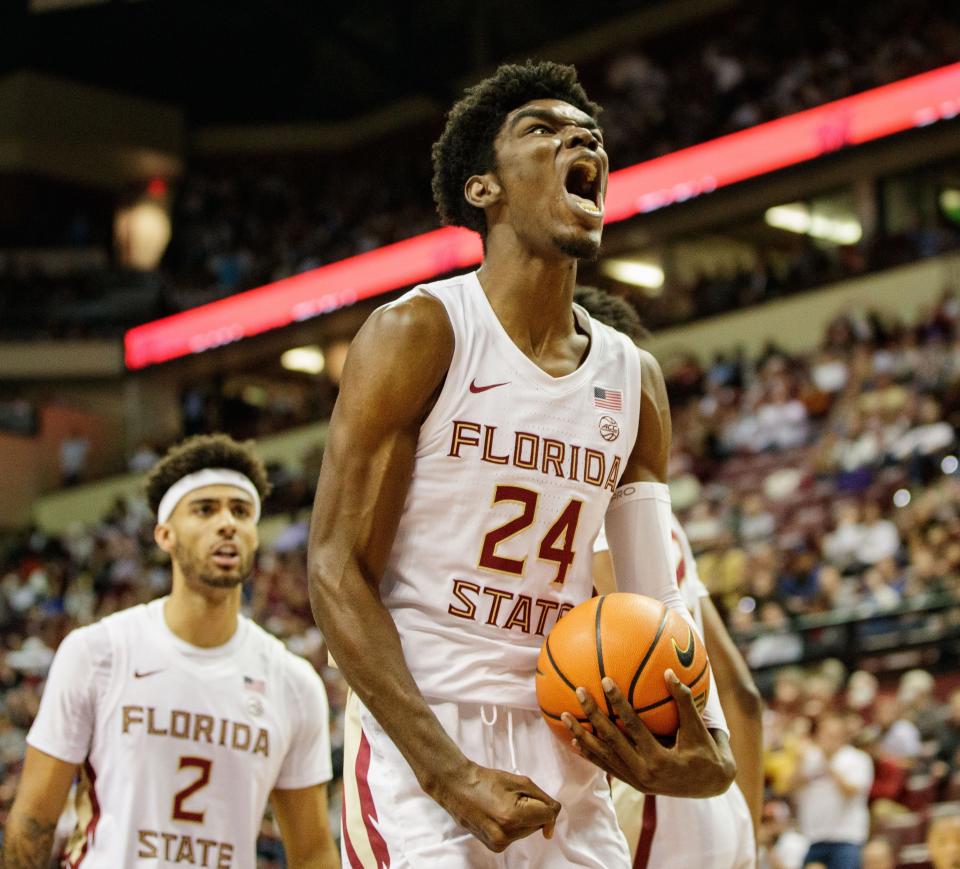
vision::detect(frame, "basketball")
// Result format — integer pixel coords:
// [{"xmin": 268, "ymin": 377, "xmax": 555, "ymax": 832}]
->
[{"xmin": 536, "ymin": 592, "xmax": 710, "ymax": 738}]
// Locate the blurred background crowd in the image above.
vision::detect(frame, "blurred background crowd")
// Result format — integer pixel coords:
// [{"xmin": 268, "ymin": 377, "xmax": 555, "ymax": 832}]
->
[{"xmin": 5, "ymin": 0, "xmax": 960, "ymax": 866}]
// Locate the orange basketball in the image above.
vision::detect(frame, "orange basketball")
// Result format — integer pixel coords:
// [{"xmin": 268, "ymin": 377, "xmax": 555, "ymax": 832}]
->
[{"xmin": 536, "ymin": 592, "xmax": 710, "ymax": 738}]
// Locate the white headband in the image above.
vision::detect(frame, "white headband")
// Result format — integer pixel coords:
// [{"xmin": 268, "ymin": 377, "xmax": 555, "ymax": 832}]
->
[{"xmin": 157, "ymin": 468, "xmax": 261, "ymax": 524}]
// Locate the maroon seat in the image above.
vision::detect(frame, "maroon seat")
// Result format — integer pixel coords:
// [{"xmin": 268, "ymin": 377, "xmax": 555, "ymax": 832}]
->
[
  {"xmin": 876, "ymin": 812, "xmax": 927, "ymax": 849},
  {"xmin": 944, "ymin": 772, "xmax": 960, "ymax": 803},
  {"xmin": 904, "ymin": 774, "xmax": 939, "ymax": 812},
  {"xmin": 897, "ymin": 843, "xmax": 933, "ymax": 869}
]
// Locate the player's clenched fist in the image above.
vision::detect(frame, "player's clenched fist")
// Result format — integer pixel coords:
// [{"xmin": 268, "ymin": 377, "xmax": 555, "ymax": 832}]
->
[{"xmin": 430, "ymin": 763, "xmax": 561, "ymax": 852}]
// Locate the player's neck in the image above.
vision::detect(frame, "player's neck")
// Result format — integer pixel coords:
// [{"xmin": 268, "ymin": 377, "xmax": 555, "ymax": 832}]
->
[
  {"xmin": 477, "ymin": 241, "xmax": 578, "ymax": 351},
  {"xmin": 164, "ymin": 584, "xmax": 241, "ymax": 648}
]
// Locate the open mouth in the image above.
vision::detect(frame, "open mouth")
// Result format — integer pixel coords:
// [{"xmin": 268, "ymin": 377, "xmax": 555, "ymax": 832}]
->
[
  {"xmin": 564, "ymin": 158, "xmax": 603, "ymax": 216},
  {"xmin": 211, "ymin": 543, "xmax": 241, "ymax": 568}
]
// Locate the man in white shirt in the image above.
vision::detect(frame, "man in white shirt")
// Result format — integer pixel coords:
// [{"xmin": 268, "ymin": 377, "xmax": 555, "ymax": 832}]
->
[
  {"xmin": 793, "ymin": 712, "xmax": 873, "ymax": 869},
  {"xmin": 2, "ymin": 434, "xmax": 339, "ymax": 868}
]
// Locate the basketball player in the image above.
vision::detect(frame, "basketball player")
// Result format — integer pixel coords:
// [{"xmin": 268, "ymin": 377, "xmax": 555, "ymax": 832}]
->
[
  {"xmin": 309, "ymin": 61, "xmax": 736, "ymax": 867},
  {"xmin": 576, "ymin": 285, "xmax": 762, "ymax": 867},
  {"xmin": 2, "ymin": 435, "xmax": 338, "ymax": 868}
]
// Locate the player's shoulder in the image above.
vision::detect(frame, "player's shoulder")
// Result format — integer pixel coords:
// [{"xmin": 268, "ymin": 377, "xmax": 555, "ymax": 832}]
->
[
  {"xmin": 366, "ymin": 284, "xmax": 454, "ymax": 352},
  {"xmin": 51, "ymin": 605, "xmax": 143, "ymax": 675},
  {"xmin": 61, "ymin": 601, "xmax": 150, "ymax": 649}
]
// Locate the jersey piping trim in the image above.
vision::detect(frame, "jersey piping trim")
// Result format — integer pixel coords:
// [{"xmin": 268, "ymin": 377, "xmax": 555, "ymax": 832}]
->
[
  {"xmin": 356, "ymin": 731, "xmax": 390, "ymax": 867},
  {"xmin": 409, "ymin": 283, "xmax": 465, "ymax": 455},
  {"xmin": 65, "ymin": 760, "xmax": 101, "ymax": 869},
  {"xmin": 633, "ymin": 794, "xmax": 657, "ymax": 869}
]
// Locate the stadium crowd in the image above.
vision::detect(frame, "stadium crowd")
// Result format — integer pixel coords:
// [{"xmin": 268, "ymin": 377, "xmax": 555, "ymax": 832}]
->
[
  {"xmin": 157, "ymin": 0, "xmax": 960, "ymax": 312},
  {"xmin": 3, "ymin": 0, "xmax": 960, "ymax": 340}
]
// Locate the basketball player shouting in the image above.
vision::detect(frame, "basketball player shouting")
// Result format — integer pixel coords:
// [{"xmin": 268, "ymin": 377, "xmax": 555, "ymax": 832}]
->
[
  {"xmin": 309, "ymin": 61, "xmax": 735, "ymax": 867},
  {"xmin": 3, "ymin": 435, "xmax": 338, "ymax": 868}
]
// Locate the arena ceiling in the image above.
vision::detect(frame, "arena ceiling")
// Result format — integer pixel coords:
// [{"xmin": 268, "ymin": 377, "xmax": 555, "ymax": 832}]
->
[{"xmin": 0, "ymin": 0, "xmax": 662, "ymax": 125}]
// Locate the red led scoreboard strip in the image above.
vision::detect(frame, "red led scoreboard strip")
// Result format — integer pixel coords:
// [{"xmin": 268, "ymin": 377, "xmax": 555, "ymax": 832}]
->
[{"xmin": 125, "ymin": 61, "xmax": 960, "ymax": 369}]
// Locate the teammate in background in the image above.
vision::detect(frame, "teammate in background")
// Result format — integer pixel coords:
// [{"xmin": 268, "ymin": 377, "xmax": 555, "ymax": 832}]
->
[
  {"xmin": 2, "ymin": 435, "xmax": 339, "ymax": 869},
  {"xmin": 576, "ymin": 284, "xmax": 762, "ymax": 867},
  {"xmin": 309, "ymin": 60, "xmax": 735, "ymax": 867}
]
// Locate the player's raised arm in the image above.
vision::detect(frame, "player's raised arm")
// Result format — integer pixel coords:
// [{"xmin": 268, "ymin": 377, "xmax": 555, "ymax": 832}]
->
[
  {"xmin": 307, "ymin": 294, "xmax": 560, "ymax": 853},
  {"xmin": 567, "ymin": 348, "xmax": 736, "ymax": 797}
]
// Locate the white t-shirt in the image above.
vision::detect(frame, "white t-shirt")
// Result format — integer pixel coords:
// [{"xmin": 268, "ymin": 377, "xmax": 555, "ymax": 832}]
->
[
  {"xmin": 27, "ymin": 598, "xmax": 332, "ymax": 869},
  {"xmin": 795, "ymin": 744, "xmax": 873, "ymax": 844}
]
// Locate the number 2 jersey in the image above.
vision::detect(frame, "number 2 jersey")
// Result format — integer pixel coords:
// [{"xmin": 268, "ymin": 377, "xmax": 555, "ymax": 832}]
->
[
  {"xmin": 27, "ymin": 597, "xmax": 332, "ymax": 868},
  {"xmin": 381, "ymin": 270, "xmax": 641, "ymax": 710}
]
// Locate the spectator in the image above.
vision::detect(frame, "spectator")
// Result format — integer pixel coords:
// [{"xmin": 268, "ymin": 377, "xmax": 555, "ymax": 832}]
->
[
  {"xmin": 928, "ymin": 812, "xmax": 960, "ymax": 869},
  {"xmin": 759, "ymin": 799, "xmax": 810, "ymax": 869},
  {"xmin": 58, "ymin": 429, "xmax": 90, "ymax": 488},
  {"xmin": 748, "ymin": 602, "xmax": 804, "ymax": 668},
  {"xmin": 871, "ymin": 694, "xmax": 922, "ymax": 763},
  {"xmin": 855, "ymin": 501, "xmax": 901, "ymax": 566},
  {"xmin": 794, "ymin": 712, "xmax": 874, "ymax": 869},
  {"xmin": 898, "ymin": 668, "xmax": 945, "ymax": 740},
  {"xmin": 822, "ymin": 503, "xmax": 867, "ymax": 571},
  {"xmin": 127, "ymin": 441, "xmax": 160, "ymax": 474},
  {"xmin": 934, "ymin": 690, "xmax": 960, "ymax": 774},
  {"xmin": 860, "ymin": 838, "xmax": 895, "ymax": 869}
]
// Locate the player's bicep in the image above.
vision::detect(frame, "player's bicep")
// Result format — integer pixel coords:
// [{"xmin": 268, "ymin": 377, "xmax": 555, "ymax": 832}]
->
[
  {"xmin": 9, "ymin": 745, "xmax": 77, "ymax": 822},
  {"xmin": 310, "ymin": 295, "xmax": 453, "ymax": 580},
  {"xmin": 621, "ymin": 348, "xmax": 671, "ymax": 485}
]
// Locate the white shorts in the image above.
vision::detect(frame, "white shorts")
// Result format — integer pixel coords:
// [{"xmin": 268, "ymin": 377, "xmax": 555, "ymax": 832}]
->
[
  {"xmin": 341, "ymin": 691, "xmax": 630, "ymax": 868},
  {"xmin": 611, "ymin": 778, "xmax": 756, "ymax": 869}
]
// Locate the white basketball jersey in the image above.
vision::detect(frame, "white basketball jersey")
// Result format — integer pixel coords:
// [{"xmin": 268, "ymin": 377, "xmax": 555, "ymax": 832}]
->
[
  {"xmin": 27, "ymin": 598, "xmax": 332, "ymax": 869},
  {"xmin": 380, "ymin": 270, "xmax": 641, "ymax": 710}
]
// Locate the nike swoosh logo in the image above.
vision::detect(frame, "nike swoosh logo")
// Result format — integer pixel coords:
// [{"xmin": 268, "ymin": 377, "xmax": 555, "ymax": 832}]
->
[
  {"xmin": 134, "ymin": 669, "xmax": 164, "ymax": 679},
  {"xmin": 469, "ymin": 378, "xmax": 510, "ymax": 393},
  {"xmin": 672, "ymin": 628, "xmax": 696, "ymax": 668}
]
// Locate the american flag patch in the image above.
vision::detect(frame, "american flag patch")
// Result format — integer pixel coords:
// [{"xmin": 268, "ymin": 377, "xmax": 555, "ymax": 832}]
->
[
  {"xmin": 593, "ymin": 386, "xmax": 623, "ymax": 411},
  {"xmin": 244, "ymin": 676, "xmax": 266, "ymax": 694}
]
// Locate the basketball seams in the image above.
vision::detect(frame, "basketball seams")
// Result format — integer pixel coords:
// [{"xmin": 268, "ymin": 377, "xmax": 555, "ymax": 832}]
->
[
  {"xmin": 632, "ymin": 658, "xmax": 709, "ymax": 714},
  {"xmin": 544, "ymin": 635, "xmax": 578, "ymax": 693},
  {"xmin": 594, "ymin": 594, "xmax": 615, "ymax": 718},
  {"xmin": 539, "ymin": 707, "xmax": 591, "ymax": 726},
  {"xmin": 627, "ymin": 604, "xmax": 668, "ymax": 706}
]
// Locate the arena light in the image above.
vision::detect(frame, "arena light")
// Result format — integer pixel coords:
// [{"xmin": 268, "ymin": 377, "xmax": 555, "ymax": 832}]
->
[
  {"xmin": 601, "ymin": 259, "xmax": 665, "ymax": 292},
  {"xmin": 125, "ymin": 61, "xmax": 960, "ymax": 369},
  {"xmin": 764, "ymin": 204, "xmax": 862, "ymax": 244},
  {"xmin": 281, "ymin": 345, "xmax": 325, "ymax": 375},
  {"xmin": 893, "ymin": 489, "xmax": 912, "ymax": 508}
]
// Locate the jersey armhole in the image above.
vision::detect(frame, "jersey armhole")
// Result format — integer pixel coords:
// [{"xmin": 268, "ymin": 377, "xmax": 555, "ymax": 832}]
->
[
  {"xmin": 624, "ymin": 337, "xmax": 644, "ymax": 469},
  {"xmin": 98, "ymin": 618, "xmax": 126, "ymax": 723},
  {"xmin": 414, "ymin": 287, "xmax": 466, "ymax": 452}
]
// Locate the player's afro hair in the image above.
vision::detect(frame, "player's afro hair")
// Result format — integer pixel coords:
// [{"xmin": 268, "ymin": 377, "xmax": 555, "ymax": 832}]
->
[
  {"xmin": 145, "ymin": 433, "xmax": 272, "ymax": 517},
  {"xmin": 573, "ymin": 285, "xmax": 650, "ymax": 344},
  {"xmin": 431, "ymin": 60, "xmax": 601, "ymax": 237}
]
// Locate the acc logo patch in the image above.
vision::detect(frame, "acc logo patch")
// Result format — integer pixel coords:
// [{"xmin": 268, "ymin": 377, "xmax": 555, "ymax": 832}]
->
[{"xmin": 598, "ymin": 415, "xmax": 620, "ymax": 442}]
